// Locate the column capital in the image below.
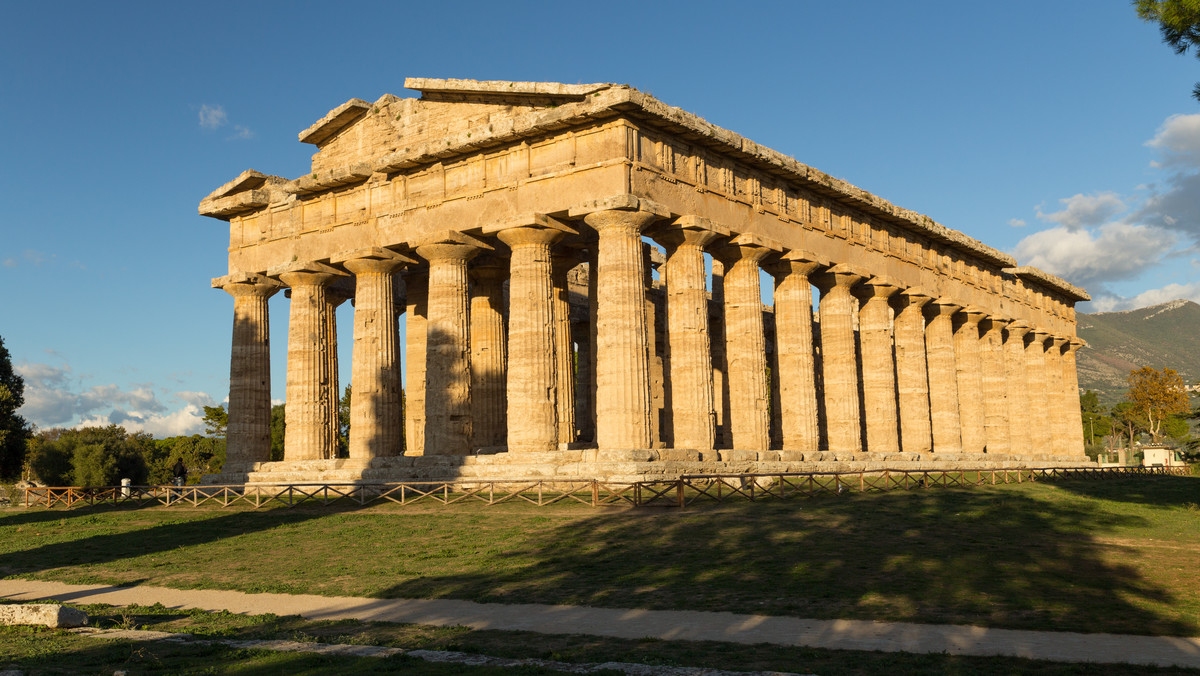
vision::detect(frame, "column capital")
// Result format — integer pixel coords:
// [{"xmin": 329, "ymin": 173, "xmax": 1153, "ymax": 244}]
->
[
  {"xmin": 272, "ymin": 261, "xmax": 344, "ymax": 289},
  {"xmin": 332, "ymin": 247, "xmax": 416, "ymax": 276},
  {"xmin": 469, "ymin": 254, "xmax": 509, "ymax": 284},
  {"xmin": 1027, "ymin": 327, "xmax": 1053, "ymax": 347},
  {"xmin": 891, "ymin": 286, "xmax": 935, "ymax": 311},
  {"xmin": 979, "ymin": 315, "xmax": 1011, "ymax": 334},
  {"xmin": 954, "ymin": 305, "xmax": 988, "ymax": 328},
  {"xmin": 415, "ymin": 230, "xmax": 492, "ymax": 263},
  {"xmin": 485, "ymin": 213, "xmax": 577, "ymax": 249},
  {"xmin": 1005, "ymin": 321, "xmax": 1032, "ymax": 339},
  {"xmin": 712, "ymin": 232, "xmax": 782, "ymax": 266},
  {"xmin": 1068, "ymin": 337, "xmax": 1087, "ymax": 351},
  {"xmin": 764, "ymin": 249, "xmax": 826, "ymax": 278},
  {"xmin": 812, "ymin": 263, "xmax": 867, "ymax": 293},
  {"xmin": 213, "ymin": 272, "xmax": 283, "ymax": 299},
  {"xmin": 646, "ymin": 215, "xmax": 729, "ymax": 251},
  {"xmin": 852, "ymin": 276, "xmax": 901, "ymax": 302},
  {"xmin": 923, "ymin": 297, "xmax": 962, "ymax": 318},
  {"xmin": 1050, "ymin": 335, "xmax": 1069, "ymax": 349},
  {"xmin": 568, "ymin": 194, "xmax": 670, "ymax": 219}
]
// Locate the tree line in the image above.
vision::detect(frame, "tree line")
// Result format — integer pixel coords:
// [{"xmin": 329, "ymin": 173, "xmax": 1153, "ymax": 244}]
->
[{"xmin": 1080, "ymin": 366, "xmax": 1198, "ymax": 458}]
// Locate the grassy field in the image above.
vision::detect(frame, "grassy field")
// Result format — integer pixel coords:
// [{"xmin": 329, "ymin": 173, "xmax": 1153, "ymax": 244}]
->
[
  {"xmin": 4, "ymin": 603, "xmax": 1198, "ymax": 676},
  {"xmin": 1, "ymin": 475, "xmax": 1198, "ymax": 641}
]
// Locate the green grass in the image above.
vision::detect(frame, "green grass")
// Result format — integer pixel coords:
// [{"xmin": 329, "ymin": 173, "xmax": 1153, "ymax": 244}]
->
[
  {"xmin": 2, "ymin": 476, "xmax": 1198, "ymax": 637},
  {"xmin": 3, "ymin": 603, "xmax": 1197, "ymax": 676}
]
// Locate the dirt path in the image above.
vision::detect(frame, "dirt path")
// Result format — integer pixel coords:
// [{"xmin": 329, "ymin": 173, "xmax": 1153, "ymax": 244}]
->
[{"xmin": 3, "ymin": 578, "xmax": 1199, "ymax": 669}]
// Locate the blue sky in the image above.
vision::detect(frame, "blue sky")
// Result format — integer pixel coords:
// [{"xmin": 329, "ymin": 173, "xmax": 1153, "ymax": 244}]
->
[{"xmin": 3, "ymin": 1, "xmax": 1199, "ymax": 436}]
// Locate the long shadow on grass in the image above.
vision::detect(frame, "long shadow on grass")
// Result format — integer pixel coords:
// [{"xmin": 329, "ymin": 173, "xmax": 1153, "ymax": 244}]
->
[
  {"xmin": 1053, "ymin": 474, "xmax": 1200, "ymax": 508},
  {"xmin": 379, "ymin": 487, "xmax": 1195, "ymax": 636}
]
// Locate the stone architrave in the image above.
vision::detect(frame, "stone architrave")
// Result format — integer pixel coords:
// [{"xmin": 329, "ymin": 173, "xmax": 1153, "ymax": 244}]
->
[
  {"xmin": 649, "ymin": 216, "xmax": 727, "ymax": 450},
  {"xmin": 469, "ymin": 256, "xmax": 508, "ymax": 449},
  {"xmin": 571, "ymin": 196, "xmax": 665, "ymax": 450},
  {"xmin": 414, "ymin": 231, "xmax": 490, "ymax": 455},
  {"xmin": 404, "ymin": 271, "xmax": 428, "ymax": 455},
  {"xmin": 766, "ymin": 252, "xmax": 823, "ymax": 452},
  {"xmin": 487, "ymin": 214, "xmax": 576, "ymax": 452},
  {"xmin": 891, "ymin": 288, "xmax": 934, "ymax": 453},
  {"xmin": 979, "ymin": 316, "xmax": 1011, "ymax": 454},
  {"xmin": 552, "ymin": 251, "xmax": 579, "ymax": 445},
  {"xmin": 333, "ymin": 247, "xmax": 414, "ymax": 460},
  {"xmin": 276, "ymin": 263, "xmax": 343, "ymax": 461},
  {"xmin": 924, "ymin": 299, "xmax": 963, "ymax": 453},
  {"xmin": 812, "ymin": 265, "xmax": 866, "ymax": 453},
  {"xmin": 1063, "ymin": 338, "xmax": 1087, "ymax": 456},
  {"xmin": 714, "ymin": 233, "xmax": 778, "ymax": 451},
  {"xmin": 1047, "ymin": 336, "xmax": 1071, "ymax": 454},
  {"xmin": 854, "ymin": 277, "xmax": 901, "ymax": 454},
  {"xmin": 215, "ymin": 274, "xmax": 280, "ymax": 470},
  {"xmin": 1024, "ymin": 329, "xmax": 1053, "ymax": 455},
  {"xmin": 1004, "ymin": 322, "xmax": 1033, "ymax": 455},
  {"xmin": 953, "ymin": 307, "xmax": 987, "ymax": 454}
]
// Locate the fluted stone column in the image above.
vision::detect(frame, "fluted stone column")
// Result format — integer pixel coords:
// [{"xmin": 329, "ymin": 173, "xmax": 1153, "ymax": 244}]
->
[
  {"xmin": 892, "ymin": 289, "xmax": 933, "ymax": 453},
  {"xmin": 1063, "ymin": 338, "xmax": 1087, "ymax": 456},
  {"xmin": 415, "ymin": 232, "xmax": 489, "ymax": 455},
  {"xmin": 710, "ymin": 257, "xmax": 731, "ymax": 448},
  {"xmin": 1004, "ymin": 323, "xmax": 1033, "ymax": 455},
  {"xmin": 1047, "ymin": 336, "xmax": 1071, "ymax": 454},
  {"xmin": 336, "ymin": 249, "xmax": 411, "ymax": 460},
  {"xmin": 953, "ymin": 307, "xmax": 987, "ymax": 454},
  {"xmin": 979, "ymin": 316, "xmax": 1011, "ymax": 455},
  {"xmin": 469, "ymin": 257, "xmax": 508, "ymax": 449},
  {"xmin": 573, "ymin": 198, "xmax": 662, "ymax": 450},
  {"xmin": 324, "ymin": 288, "xmax": 351, "ymax": 458},
  {"xmin": 278, "ymin": 265, "xmax": 341, "ymax": 461},
  {"xmin": 404, "ymin": 272, "xmax": 427, "ymax": 455},
  {"xmin": 217, "ymin": 275, "xmax": 280, "ymax": 470},
  {"xmin": 767, "ymin": 253, "xmax": 822, "ymax": 452},
  {"xmin": 552, "ymin": 252, "xmax": 578, "ymax": 445},
  {"xmin": 924, "ymin": 299, "xmax": 962, "ymax": 453},
  {"xmin": 490, "ymin": 216, "xmax": 573, "ymax": 451},
  {"xmin": 854, "ymin": 278, "xmax": 900, "ymax": 454},
  {"xmin": 650, "ymin": 216, "xmax": 725, "ymax": 450},
  {"xmin": 1024, "ymin": 329, "xmax": 1052, "ymax": 455},
  {"xmin": 714, "ymin": 234, "xmax": 775, "ymax": 451},
  {"xmin": 813, "ymin": 265, "xmax": 866, "ymax": 453}
]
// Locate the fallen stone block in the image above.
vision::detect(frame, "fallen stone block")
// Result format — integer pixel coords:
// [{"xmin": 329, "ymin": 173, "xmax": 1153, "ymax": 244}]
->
[{"xmin": 0, "ymin": 604, "xmax": 88, "ymax": 628}]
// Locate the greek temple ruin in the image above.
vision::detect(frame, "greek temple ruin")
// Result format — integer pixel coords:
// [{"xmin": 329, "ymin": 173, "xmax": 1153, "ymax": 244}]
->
[{"xmin": 199, "ymin": 78, "xmax": 1091, "ymax": 483}]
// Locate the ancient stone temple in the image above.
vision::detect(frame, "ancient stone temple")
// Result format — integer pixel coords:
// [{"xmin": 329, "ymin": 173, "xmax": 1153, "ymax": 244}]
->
[{"xmin": 199, "ymin": 78, "xmax": 1091, "ymax": 484}]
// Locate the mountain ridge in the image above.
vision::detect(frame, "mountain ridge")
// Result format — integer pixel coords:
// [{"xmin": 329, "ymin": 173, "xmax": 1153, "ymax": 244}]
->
[{"xmin": 1075, "ymin": 299, "xmax": 1200, "ymax": 405}]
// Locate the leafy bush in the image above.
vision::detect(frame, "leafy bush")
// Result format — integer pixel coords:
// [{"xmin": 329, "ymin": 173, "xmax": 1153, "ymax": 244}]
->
[{"xmin": 27, "ymin": 425, "xmax": 151, "ymax": 486}]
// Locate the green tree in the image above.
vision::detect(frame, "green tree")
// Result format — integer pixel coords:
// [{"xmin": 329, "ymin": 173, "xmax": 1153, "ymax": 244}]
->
[
  {"xmin": 338, "ymin": 385, "xmax": 351, "ymax": 457},
  {"xmin": 202, "ymin": 405, "xmax": 228, "ymax": 439},
  {"xmin": 269, "ymin": 403, "xmax": 286, "ymax": 461},
  {"xmin": 1127, "ymin": 366, "xmax": 1190, "ymax": 441},
  {"xmin": 1135, "ymin": 0, "xmax": 1200, "ymax": 101},
  {"xmin": 151, "ymin": 435, "xmax": 226, "ymax": 484},
  {"xmin": 1112, "ymin": 401, "xmax": 1146, "ymax": 449},
  {"xmin": 1080, "ymin": 390, "xmax": 1114, "ymax": 449},
  {"xmin": 27, "ymin": 425, "xmax": 151, "ymax": 487},
  {"xmin": 0, "ymin": 335, "xmax": 32, "ymax": 479}
]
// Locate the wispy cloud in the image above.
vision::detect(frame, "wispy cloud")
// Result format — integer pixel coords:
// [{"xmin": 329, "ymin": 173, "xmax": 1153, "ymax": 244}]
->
[
  {"xmin": 229, "ymin": 125, "xmax": 254, "ymax": 140},
  {"xmin": 1007, "ymin": 218, "xmax": 1026, "ymax": 228},
  {"xmin": 198, "ymin": 104, "xmax": 228, "ymax": 130}
]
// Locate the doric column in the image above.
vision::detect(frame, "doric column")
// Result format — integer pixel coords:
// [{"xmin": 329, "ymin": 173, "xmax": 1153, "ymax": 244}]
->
[
  {"xmin": 469, "ymin": 256, "xmax": 508, "ymax": 449},
  {"xmin": 710, "ymin": 257, "xmax": 731, "ymax": 448},
  {"xmin": 979, "ymin": 316, "xmax": 1011, "ymax": 455},
  {"xmin": 892, "ymin": 289, "xmax": 934, "ymax": 453},
  {"xmin": 766, "ymin": 252, "xmax": 822, "ymax": 451},
  {"xmin": 1047, "ymin": 336, "xmax": 1071, "ymax": 454},
  {"xmin": 1063, "ymin": 338, "xmax": 1087, "ymax": 456},
  {"xmin": 924, "ymin": 299, "xmax": 962, "ymax": 453},
  {"xmin": 415, "ymin": 231, "xmax": 490, "ymax": 455},
  {"xmin": 1024, "ymin": 329, "xmax": 1052, "ymax": 455},
  {"xmin": 216, "ymin": 274, "xmax": 280, "ymax": 470},
  {"xmin": 571, "ymin": 196, "xmax": 664, "ymax": 450},
  {"xmin": 854, "ymin": 277, "xmax": 901, "ymax": 454},
  {"xmin": 1004, "ymin": 322, "xmax": 1032, "ymax": 455},
  {"xmin": 324, "ymin": 286, "xmax": 352, "ymax": 458},
  {"xmin": 953, "ymin": 307, "xmax": 987, "ymax": 454},
  {"xmin": 277, "ymin": 264, "xmax": 341, "ymax": 461},
  {"xmin": 334, "ymin": 248, "xmax": 412, "ymax": 461},
  {"xmin": 404, "ymin": 271, "xmax": 427, "ymax": 455},
  {"xmin": 714, "ymin": 233, "xmax": 776, "ymax": 451},
  {"xmin": 649, "ymin": 216, "xmax": 726, "ymax": 450},
  {"xmin": 812, "ymin": 265, "xmax": 866, "ymax": 453},
  {"xmin": 552, "ymin": 251, "xmax": 579, "ymax": 445},
  {"xmin": 488, "ymin": 215, "xmax": 574, "ymax": 452}
]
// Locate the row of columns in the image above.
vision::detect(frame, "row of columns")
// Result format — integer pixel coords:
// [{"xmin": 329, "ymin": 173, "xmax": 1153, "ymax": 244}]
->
[{"xmin": 218, "ymin": 202, "xmax": 1086, "ymax": 469}]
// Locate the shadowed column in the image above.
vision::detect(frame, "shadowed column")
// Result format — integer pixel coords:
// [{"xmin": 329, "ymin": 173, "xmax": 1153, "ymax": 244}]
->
[
  {"xmin": 710, "ymin": 257, "xmax": 730, "ymax": 448},
  {"xmin": 1047, "ymin": 336, "xmax": 1071, "ymax": 454},
  {"xmin": 714, "ymin": 234, "xmax": 777, "ymax": 451},
  {"xmin": 924, "ymin": 299, "xmax": 962, "ymax": 453},
  {"xmin": 415, "ymin": 232, "xmax": 490, "ymax": 455},
  {"xmin": 892, "ymin": 288, "xmax": 934, "ymax": 454},
  {"xmin": 1064, "ymin": 338, "xmax": 1087, "ymax": 456},
  {"xmin": 552, "ymin": 251, "xmax": 579, "ymax": 445},
  {"xmin": 336, "ymin": 248, "xmax": 413, "ymax": 460},
  {"xmin": 1024, "ymin": 329, "xmax": 1052, "ymax": 455},
  {"xmin": 979, "ymin": 316, "xmax": 1011, "ymax": 454},
  {"xmin": 854, "ymin": 277, "xmax": 901, "ymax": 454},
  {"xmin": 278, "ymin": 264, "xmax": 342, "ymax": 461},
  {"xmin": 649, "ymin": 216, "xmax": 726, "ymax": 450},
  {"xmin": 403, "ymin": 271, "xmax": 428, "ymax": 455},
  {"xmin": 324, "ymin": 286, "xmax": 352, "ymax": 458},
  {"xmin": 217, "ymin": 274, "xmax": 281, "ymax": 471},
  {"xmin": 1004, "ymin": 322, "xmax": 1033, "ymax": 455},
  {"xmin": 953, "ymin": 307, "xmax": 987, "ymax": 454},
  {"xmin": 766, "ymin": 252, "xmax": 823, "ymax": 452},
  {"xmin": 469, "ymin": 256, "xmax": 508, "ymax": 450},
  {"xmin": 813, "ymin": 265, "xmax": 866, "ymax": 453}
]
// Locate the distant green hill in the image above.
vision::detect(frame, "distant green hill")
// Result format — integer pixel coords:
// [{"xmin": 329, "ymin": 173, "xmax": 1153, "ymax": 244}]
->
[{"xmin": 1075, "ymin": 299, "xmax": 1200, "ymax": 405}]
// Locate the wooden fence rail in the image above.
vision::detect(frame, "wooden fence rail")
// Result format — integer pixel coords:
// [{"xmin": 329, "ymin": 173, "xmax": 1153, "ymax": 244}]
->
[{"xmin": 19, "ymin": 465, "xmax": 1191, "ymax": 510}]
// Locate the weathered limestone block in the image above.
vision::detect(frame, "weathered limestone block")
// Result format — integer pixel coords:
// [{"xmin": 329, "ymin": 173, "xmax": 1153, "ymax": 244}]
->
[
  {"xmin": 469, "ymin": 256, "xmax": 508, "ymax": 449},
  {"xmin": 813, "ymin": 265, "xmax": 866, "ymax": 453},
  {"xmin": 0, "ymin": 604, "xmax": 88, "ymax": 628},
  {"xmin": 767, "ymin": 253, "xmax": 822, "ymax": 452},
  {"xmin": 953, "ymin": 307, "xmax": 987, "ymax": 454},
  {"xmin": 854, "ymin": 277, "xmax": 901, "ymax": 454},
  {"xmin": 404, "ymin": 271, "xmax": 428, "ymax": 455},
  {"xmin": 215, "ymin": 274, "xmax": 280, "ymax": 470},
  {"xmin": 1004, "ymin": 322, "xmax": 1033, "ymax": 455},
  {"xmin": 979, "ymin": 316, "xmax": 1011, "ymax": 454},
  {"xmin": 416, "ymin": 231, "xmax": 490, "ymax": 455},
  {"xmin": 277, "ymin": 264, "xmax": 343, "ymax": 461},
  {"xmin": 892, "ymin": 288, "xmax": 933, "ymax": 454},
  {"xmin": 924, "ymin": 299, "xmax": 962, "ymax": 453}
]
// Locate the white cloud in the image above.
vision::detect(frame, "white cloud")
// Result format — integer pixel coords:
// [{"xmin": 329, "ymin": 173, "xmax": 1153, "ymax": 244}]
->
[
  {"xmin": 77, "ymin": 404, "xmax": 206, "ymax": 437},
  {"xmin": 1089, "ymin": 282, "xmax": 1200, "ymax": 312},
  {"xmin": 1008, "ymin": 218, "xmax": 1026, "ymax": 228},
  {"xmin": 198, "ymin": 104, "xmax": 228, "ymax": 130},
  {"xmin": 1013, "ymin": 222, "xmax": 1177, "ymax": 289},
  {"xmin": 1134, "ymin": 169, "xmax": 1200, "ymax": 237},
  {"xmin": 1035, "ymin": 192, "xmax": 1126, "ymax": 231},
  {"xmin": 176, "ymin": 391, "xmax": 216, "ymax": 408},
  {"xmin": 1146, "ymin": 113, "xmax": 1200, "ymax": 169},
  {"xmin": 229, "ymin": 125, "xmax": 254, "ymax": 140},
  {"xmin": 3, "ymin": 258, "xmax": 16, "ymax": 268}
]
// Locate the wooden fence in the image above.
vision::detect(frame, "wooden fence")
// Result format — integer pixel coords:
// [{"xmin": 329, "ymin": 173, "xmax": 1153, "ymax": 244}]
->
[{"xmin": 18, "ymin": 465, "xmax": 1190, "ymax": 510}]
